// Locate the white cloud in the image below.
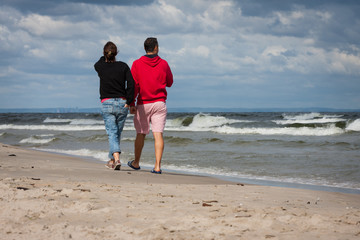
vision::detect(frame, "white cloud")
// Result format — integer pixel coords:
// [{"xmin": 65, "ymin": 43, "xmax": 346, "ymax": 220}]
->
[
  {"xmin": 191, "ymin": 45, "xmax": 210, "ymax": 58},
  {"xmin": 262, "ymin": 46, "xmax": 288, "ymax": 57},
  {"xmin": 329, "ymin": 48, "xmax": 360, "ymax": 75},
  {"xmin": 157, "ymin": 0, "xmax": 186, "ymax": 26},
  {"xmin": 274, "ymin": 10, "xmax": 305, "ymax": 25},
  {"xmin": 17, "ymin": 13, "xmax": 95, "ymax": 39},
  {"xmin": 0, "ymin": 0, "xmax": 360, "ymax": 109}
]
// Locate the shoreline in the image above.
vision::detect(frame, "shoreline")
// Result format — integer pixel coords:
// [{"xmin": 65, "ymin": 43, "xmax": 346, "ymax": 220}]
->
[
  {"xmin": 1, "ymin": 143, "xmax": 360, "ymax": 239},
  {"xmin": 32, "ymin": 146, "xmax": 360, "ymax": 195}
]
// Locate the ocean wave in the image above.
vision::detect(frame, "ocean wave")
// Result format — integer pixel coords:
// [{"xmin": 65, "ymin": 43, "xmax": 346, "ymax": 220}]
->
[
  {"xmin": 276, "ymin": 112, "xmax": 346, "ymax": 125},
  {"xmin": 44, "ymin": 117, "xmax": 104, "ymax": 125},
  {"xmin": 213, "ymin": 124, "xmax": 345, "ymax": 136},
  {"xmin": 0, "ymin": 123, "xmax": 136, "ymax": 132},
  {"xmin": 122, "ymin": 137, "xmax": 136, "ymax": 142},
  {"xmin": 0, "ymin": 124, "xmax": 105, "ymax": 131},
  {"xmin": 43, "ymin": 118, "xmax": 72, "ymax": 123},
  {"xmin": 346, "ymin": 119, "xmax": 360, "ymax": 132},
  {"xmin": 165, "ymin": 136, "xmax": 194, "ymax": 144},
  {"xmin": 20, "ymin": 136, "xmax": 56, "ymax": 144},
  {"xmin": 36, "ymin": 148, "xmax": 109, "ymax": 161},
  {"xmin": 166, "ymin": 113, "xmax": 249, "ymax": 129},
  {"xmin": 282, "ymin": 112, "xmax": 343, "ymax": 120},
  {"xmin": 273, "ymin": 118, "xmax": 346, "ymax": 125}
]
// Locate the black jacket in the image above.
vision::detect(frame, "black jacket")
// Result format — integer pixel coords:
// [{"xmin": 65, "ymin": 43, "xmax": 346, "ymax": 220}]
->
[{"xmin": 94, "ymin": 57, "xmax": 135, "ymax": 105}]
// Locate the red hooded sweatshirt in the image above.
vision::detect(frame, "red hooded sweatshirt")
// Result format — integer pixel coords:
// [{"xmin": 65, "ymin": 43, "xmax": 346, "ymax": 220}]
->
[{"xmin": 131, "ymin": 55, "xmax": 173, "ymax": 105}]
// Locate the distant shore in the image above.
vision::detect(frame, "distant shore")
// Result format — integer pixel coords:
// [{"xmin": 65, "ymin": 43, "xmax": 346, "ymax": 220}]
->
[
  {"xmin": 1, "ymin": 107, "xmax": 360, "ymax": 113},
  {"xmin": 1, "ymin": 143, "xmax": 359, "ymax": 239}
]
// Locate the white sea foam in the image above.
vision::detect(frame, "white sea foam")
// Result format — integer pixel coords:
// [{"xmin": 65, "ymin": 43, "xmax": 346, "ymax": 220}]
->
[
  {"xmin": 44, "ymin": 118, "xmax": 104, "ymax": 125},
  {"xmin": 0, "ymin": 124, "xmax": 105, "ymax": 131},
  {"xmin": 20, "ymin": 136, "xmax": 55, "ymax": 144},
  {"xmin": 190, "ymin": 114, "xmax": 243, "ymax": 128},
  {"xmin": 166, "ymin": 113, "xmax": 250, "ymax": 131},
  {"xmin": 0, "ymin": 123, "xmax": 135, "ymax": 131},
  {"xmin": 162, "ymin": 163, "xmax": 360, "ymax": 190},
  {"xmin": 43, "ymin": 118, "xmax": 72, "ymax": 123},
  {"xmin": 121, "ymin": 137, "xmax": 136, "ymax": 141},
  {"xmin": 69, "ymin": 119, "xmax": 104, "ymax": 125},
  {"xmin": 37, "ymin": 148, "xmax": 109, "ymax": 161},
  {"xmin": 276, "ymin": 112, "xmax": 346, "ymax": 125},
  {"xmin": 282, "ymin": 112, "xmax": 343, "ymax": 120},
  {"xmin": 346, "ymin": 119, "xmax": 360, "ymax": 131},
  {"xmin": 273, "ymin": 118, "xmax": 346, "ymax": 125},
  {"xmin": 213, "ymin": 125, "xmax": 344, "ymax": 136}
]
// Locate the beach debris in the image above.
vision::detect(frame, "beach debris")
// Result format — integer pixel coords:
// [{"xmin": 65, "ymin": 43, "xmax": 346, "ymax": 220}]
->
[
  {"xmin": 235, "ymin": 214, "xmax": 252, "ymax": 218},
  {"xmin": 8, "ymin": 154, "xmax": 16, "ymax": 156},
  {"xmin": 237, "ymin": 183, "xmax": 245, "ymax": 186},
  {"xmin": 265, "ymin": 235, "xmax": 276, "ymax": 238},
  {"xmin": 16, "ymin": 187, "xmax": 30, "ymax": 191},
  {"xmin": 202, "ymin": 203, "xmax": 212, "ymax": 207},
  {"xmin": 202, "ymin": 200, "xmax": 218, "ymax": 207},
  {"xmin": 31, "ymin": 178, "xmax": 40, "ymax": 181},
  {"xmin": 157, "ymin": 193, "xmax": 174, "ymax": 198},
  {"xmin": 73, "ymin": 188, "xmax": 91, "ymax": 192}
]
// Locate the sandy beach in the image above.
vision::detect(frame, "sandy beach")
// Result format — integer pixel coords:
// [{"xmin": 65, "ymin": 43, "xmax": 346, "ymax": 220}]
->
[{"xmin": 0, "ymin": 143, "xmax": 359, "ymax": 240}]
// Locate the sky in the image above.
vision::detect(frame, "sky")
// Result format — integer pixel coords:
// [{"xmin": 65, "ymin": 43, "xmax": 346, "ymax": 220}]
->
[{"xmin": 0, "ymin": 0, "xmax": 360, "ymax": 110}]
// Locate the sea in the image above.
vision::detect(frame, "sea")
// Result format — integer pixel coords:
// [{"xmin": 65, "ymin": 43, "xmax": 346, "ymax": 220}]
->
[{"xmin": 0, "ymin": 111, "xmax": 359, "ymax": 194}]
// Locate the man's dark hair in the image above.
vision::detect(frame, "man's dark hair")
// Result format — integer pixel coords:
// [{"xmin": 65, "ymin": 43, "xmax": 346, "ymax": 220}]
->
[{"xmin": 144, "ymin": 37, "xmax": 158, "ymax": 53}]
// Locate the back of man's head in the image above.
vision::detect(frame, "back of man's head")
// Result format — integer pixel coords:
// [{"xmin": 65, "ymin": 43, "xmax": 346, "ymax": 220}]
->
[{"xmin": 144, "ymin": 37, "xmax": 158, "ymax": 53}]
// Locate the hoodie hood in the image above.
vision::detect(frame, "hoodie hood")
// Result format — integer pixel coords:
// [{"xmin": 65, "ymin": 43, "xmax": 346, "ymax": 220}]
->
[{"xmin": 140, "ymin": 55, "xmax": 162, "ymax": 67}]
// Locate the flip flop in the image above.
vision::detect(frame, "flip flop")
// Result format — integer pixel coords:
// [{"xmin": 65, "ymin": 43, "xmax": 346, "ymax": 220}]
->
[
  {"xmin": 151, "ymin": 169, "xmax": 162, "ymax": 174},
  {"xmin": 127, "ymin": 160, "xmax": 140, "ymax": 170}
]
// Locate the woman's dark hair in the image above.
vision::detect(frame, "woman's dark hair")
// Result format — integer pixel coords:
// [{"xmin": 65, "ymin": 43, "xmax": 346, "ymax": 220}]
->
[
  {"xmin": 144, "ymin": 37, "xmax": 158, "ymax": 53},
  {"xmin": 103, "ymin": 41, "xmax": 117, "ymax": 62}
]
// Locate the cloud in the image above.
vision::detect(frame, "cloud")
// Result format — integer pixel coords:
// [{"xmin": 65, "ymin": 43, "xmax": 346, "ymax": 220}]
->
[
  {"xmin": 0, "ymin": 0, "xmax": 360, "ymax": 109},
  {"xmin": 17, "ymin": 14, "xmax": 93, "ymax": 39}
]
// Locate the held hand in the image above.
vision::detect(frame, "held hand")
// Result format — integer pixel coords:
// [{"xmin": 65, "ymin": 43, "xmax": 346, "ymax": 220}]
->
[
  {"xmin": 130, "ymin": 106, "xmax": 137, "ymax": 114},
  {"xmin": 124, "ymin": 104, "xmax": 130, "ymax": 108}
]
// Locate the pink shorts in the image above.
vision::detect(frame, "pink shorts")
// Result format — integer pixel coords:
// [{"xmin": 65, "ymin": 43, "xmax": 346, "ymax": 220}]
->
[{"xmin": 134, "ymin": 102, "xmax": 167, "ymax": 134}]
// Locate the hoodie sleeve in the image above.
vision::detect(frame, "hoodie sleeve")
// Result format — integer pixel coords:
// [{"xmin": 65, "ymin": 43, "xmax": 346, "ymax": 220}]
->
[
  {"xmin": 165, "ymin": 61, "xmax": 173, "ymax": 88},
  {"xmin": 130, "ymin": 61, "xmax": 140, "ymax": 106}
]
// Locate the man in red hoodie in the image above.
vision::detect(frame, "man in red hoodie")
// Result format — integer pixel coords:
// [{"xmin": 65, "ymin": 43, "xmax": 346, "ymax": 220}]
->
[{"xmin": 128, "ymin": 37, "xmax": 173, "ymax": 174}]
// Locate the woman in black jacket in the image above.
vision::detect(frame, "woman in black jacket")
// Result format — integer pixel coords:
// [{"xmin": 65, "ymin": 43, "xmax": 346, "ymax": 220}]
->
[{"xmin": 94, "ymin": 41, "xmax": 134, "ymax": 170}]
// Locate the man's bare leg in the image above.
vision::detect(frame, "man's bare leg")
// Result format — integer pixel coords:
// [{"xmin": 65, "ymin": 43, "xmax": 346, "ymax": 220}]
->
[
  {"xmin": 132, "ymin": 133, "xmax": 146, "ymax": 168},
  {"xmin": 153, "ymin": 132, "xmax": 164, "ymax": 172}
]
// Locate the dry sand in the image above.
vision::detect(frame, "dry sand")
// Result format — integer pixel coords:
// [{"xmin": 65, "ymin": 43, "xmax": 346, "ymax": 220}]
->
[{"xmin": 0, "ymin": 143, "xmax": 359, "ymax": 240}]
